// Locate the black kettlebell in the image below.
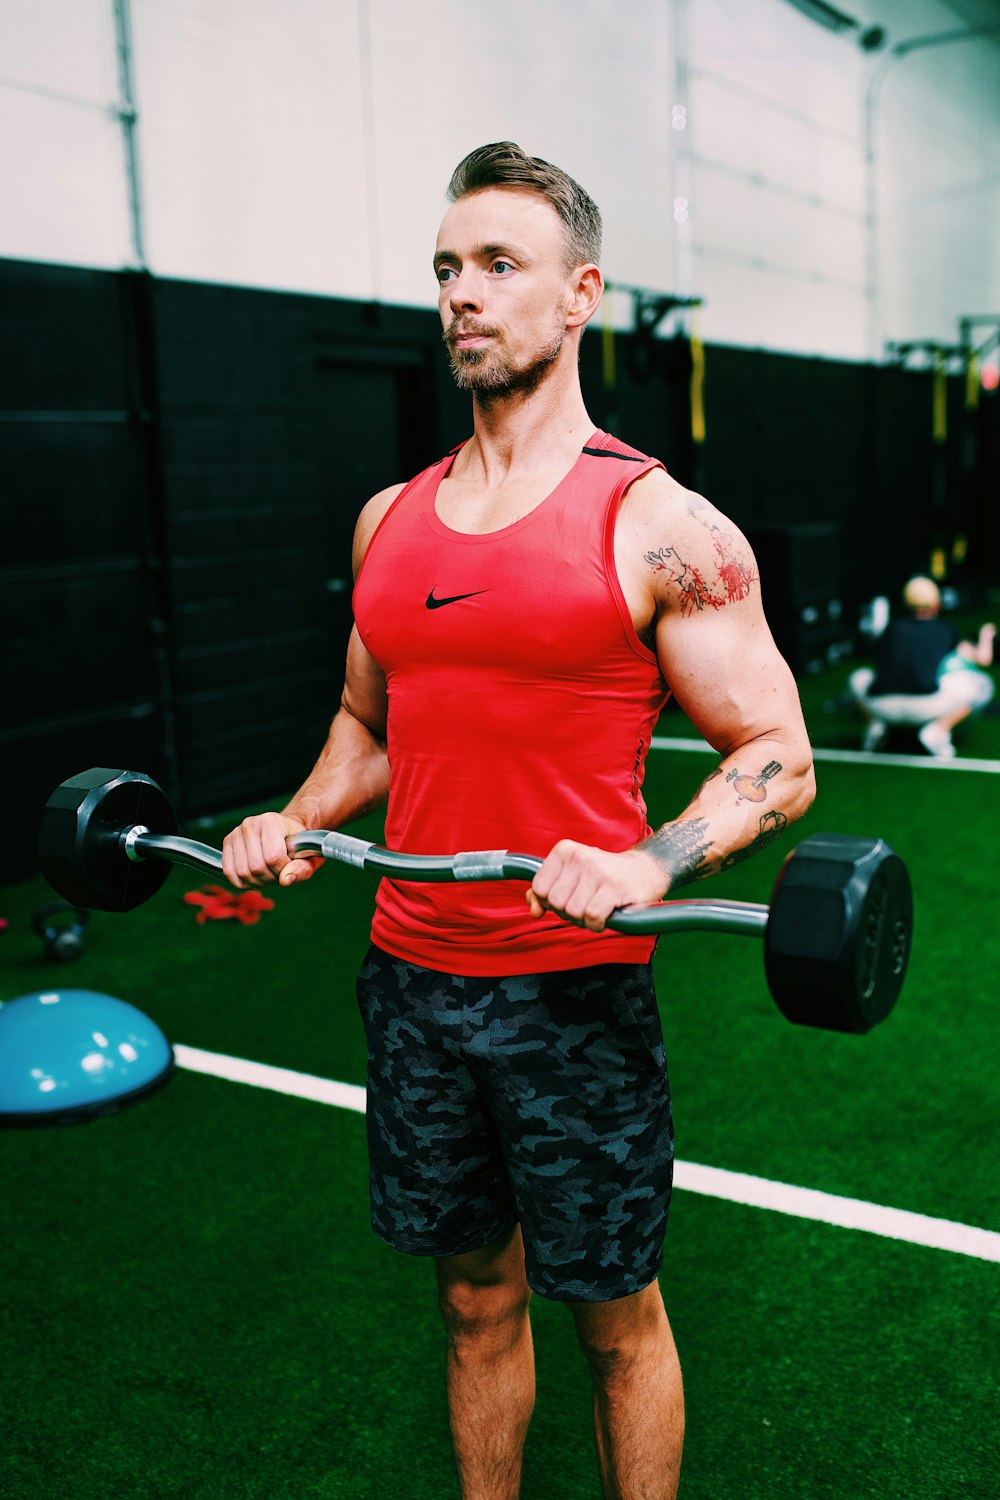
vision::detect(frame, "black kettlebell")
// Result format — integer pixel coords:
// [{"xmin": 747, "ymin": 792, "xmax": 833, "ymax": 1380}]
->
[{"xmin": 33, "ymin": 901, "xmax": 89, "ymax": 963}]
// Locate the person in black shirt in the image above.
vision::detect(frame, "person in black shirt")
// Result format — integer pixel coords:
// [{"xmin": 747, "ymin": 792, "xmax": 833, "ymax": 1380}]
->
[{"xmin": 850, "ymin": 576, "xmax": 995, "ymax": 756}]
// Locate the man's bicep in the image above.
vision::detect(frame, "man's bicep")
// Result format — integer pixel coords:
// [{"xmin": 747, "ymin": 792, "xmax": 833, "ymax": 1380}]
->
[
  {"xmin": 342, "ymin": 624, "xmax": 388, "ymax": 739},
  {"xmin": 655, "ymin": 598, "xmax": 802, "ymax": 754},
  {"xmin": 340, "ymin": 480, "xmax": 398, "ymax": 740}
]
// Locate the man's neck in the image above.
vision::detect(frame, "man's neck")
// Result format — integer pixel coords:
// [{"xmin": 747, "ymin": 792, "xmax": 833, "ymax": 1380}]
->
[{"xmin": 459, "ymin": 366, "xmax": 595, "ymax": 487}]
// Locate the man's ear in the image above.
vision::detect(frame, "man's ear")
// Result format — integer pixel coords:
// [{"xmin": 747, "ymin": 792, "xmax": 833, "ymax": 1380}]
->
[{"xmin": 566, "ymin": 264, "xmax": 603, "ymax": 329}]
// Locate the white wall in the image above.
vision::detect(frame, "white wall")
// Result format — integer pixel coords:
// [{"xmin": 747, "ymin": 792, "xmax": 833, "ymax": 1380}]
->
[
  {"xmin": 0, "ymin": 0, "xmax": 131, "ymax": 268},
  {"xmin": 683, "ymin": 0, "xmax": 872, "ymax": 358},
  {"xmin": 127, "ymin": 0, "xmax": 676, "ymax": 318},
  {"xmin": 1, "ymin": 0, "xmax": 997, "ymax": 361},
  {"xmin": 873, "ymin": 23, "xmax": 1000, "ymax": 357}
]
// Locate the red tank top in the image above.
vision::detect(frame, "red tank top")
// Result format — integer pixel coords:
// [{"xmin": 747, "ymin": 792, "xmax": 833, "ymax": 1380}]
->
[{"xmin": 352, "ymin": 430, "xmax": 670, "ymax": 975}]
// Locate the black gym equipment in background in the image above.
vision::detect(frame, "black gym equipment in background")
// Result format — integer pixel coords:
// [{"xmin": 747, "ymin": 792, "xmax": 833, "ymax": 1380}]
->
[{"xmin": 31, "ymin": 901, "xmax": 89, "ymax": 964}]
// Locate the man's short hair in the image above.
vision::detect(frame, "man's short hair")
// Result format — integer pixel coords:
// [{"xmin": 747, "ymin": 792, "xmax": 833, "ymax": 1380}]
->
[{"xmin": 446, "ymin": 142, "xmax": 602, "ymax": 270}]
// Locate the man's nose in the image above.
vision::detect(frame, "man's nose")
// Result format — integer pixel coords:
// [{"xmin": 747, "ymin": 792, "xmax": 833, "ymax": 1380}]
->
[{"xmin": 449, "ymin": 270, "xmax": 483, "ymax": 315}]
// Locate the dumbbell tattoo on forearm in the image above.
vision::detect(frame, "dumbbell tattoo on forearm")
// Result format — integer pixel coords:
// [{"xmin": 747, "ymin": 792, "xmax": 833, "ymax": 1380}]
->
[
  {"xmin": 37, "ymin": 769, "xmax": 913, "ymax": 1038},
  {"xmin": 728, "ymin": 760, "xmax": 782, "ymax": 802}
]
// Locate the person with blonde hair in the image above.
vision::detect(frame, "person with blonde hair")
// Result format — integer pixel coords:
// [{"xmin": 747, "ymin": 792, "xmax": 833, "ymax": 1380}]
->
[{"xmin": 850, "ymin": 576, "xmax": 995, "ymax": 756}]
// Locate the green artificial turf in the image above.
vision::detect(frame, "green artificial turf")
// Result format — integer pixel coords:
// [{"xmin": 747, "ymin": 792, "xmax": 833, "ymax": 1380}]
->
[
  {"xmin": 2, "ymin": 1068, "xmax": 996, "ymax": 1499},
  {"xmin": 2, "ymin": 1069, "xmax": 996, "ymax": 1500}
]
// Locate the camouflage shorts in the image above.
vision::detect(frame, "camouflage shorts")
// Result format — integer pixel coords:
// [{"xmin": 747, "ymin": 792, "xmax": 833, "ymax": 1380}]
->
[{"xmin": 355, "ymin": 945, "xmax": 674, "ymax": 1303}]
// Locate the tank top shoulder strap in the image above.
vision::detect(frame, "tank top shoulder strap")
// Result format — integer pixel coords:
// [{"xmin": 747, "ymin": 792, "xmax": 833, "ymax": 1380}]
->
[
  {"xmin": 579, "ymin": 432, "xmax": 666, "ymax": 565},
  {"xmin": 581, "ymin": 431, "xmax": 657, "ymax": 464}
]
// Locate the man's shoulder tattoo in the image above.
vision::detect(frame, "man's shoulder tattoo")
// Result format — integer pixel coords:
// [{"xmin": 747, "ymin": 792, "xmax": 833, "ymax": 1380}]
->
[{"xmin": 643, "ymin": 504, "xmax": 757, "ymax": 617}]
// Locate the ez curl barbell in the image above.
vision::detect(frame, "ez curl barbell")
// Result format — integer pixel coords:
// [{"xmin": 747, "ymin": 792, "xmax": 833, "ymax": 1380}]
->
[{"xmin": 37, "ymin": 768, "xmax": 913, "ymax": 1037}]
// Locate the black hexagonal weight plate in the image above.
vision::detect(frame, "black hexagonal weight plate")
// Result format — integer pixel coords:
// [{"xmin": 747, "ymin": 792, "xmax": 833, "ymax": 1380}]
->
[{"xmin": 37, "ymin": 769, "xmax": 178, "ymax": 913}]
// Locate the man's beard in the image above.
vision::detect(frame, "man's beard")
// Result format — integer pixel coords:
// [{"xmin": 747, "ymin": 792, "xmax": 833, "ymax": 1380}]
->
[{"xmin": 443, "ymin": 320, "xmax": 565, "ymax": 408}]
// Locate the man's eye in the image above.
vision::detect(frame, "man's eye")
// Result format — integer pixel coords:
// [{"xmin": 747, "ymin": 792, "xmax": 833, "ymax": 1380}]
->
[
  {"xmin": 492, "ymin": 260, "xmax": 512, "ymax": 275},
  {"xmin": 437, "ymin": 266, "xmax": 456, "ymax": 283}
]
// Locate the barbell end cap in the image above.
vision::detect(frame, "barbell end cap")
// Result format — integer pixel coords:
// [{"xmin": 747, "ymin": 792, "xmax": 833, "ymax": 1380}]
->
[{"xmin": 123, "ymin": 825, "xmax": 150, "ymax": 862}]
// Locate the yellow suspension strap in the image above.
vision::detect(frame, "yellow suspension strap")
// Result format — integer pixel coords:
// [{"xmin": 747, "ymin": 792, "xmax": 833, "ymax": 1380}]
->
[
  {"xmin": 932, "ymin": 352, "xmax": 947, "ymax": 444},
  {"xmin": 689, "ymin": 315, "xmax": 706, "ymax": 445},
  {"xmin": 965, "ymin": 353, "xmax": 980, "ymax": 412},
  {"xmin": 601, "ymin": 289, "xmax": 616, "ymax": 393}
]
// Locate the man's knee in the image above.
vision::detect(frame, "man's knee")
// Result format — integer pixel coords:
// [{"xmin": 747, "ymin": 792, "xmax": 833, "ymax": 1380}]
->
[
  {"xmin": 570, "ymin": 1281, "xmax": 670, "ymax": 1378},
  {"xmin": 435, "ymin": 1230, "xmax": 532, "ymax": 1343},
  {"xmin": 438, "ymin": 1276, "xmax": 531, "ymax": 1340},
  {"xmin": 575, "ymin": 1331, "xmax": 637, "ymax": 1386}
]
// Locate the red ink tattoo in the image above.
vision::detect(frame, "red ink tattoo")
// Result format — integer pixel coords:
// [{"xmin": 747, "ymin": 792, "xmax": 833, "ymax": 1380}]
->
[
  {"xmin": 645, "ymin": 540, "xmax": 758, "ymax": 615},
  {"xmin": 713, "ymin": 538, "xmax": 757, "ymax": 604}
]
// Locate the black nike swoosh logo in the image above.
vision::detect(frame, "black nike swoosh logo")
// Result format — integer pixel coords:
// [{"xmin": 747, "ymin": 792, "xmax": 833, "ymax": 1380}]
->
[{"xmin": 425, "ymin": 589, "xmax": 490, "ymax": 610}]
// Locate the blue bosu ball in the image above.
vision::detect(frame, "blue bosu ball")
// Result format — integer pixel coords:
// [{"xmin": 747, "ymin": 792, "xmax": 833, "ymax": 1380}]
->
[{"xmin": 0, "ymin": 990, "xmax": 174, "ymax": 1124}]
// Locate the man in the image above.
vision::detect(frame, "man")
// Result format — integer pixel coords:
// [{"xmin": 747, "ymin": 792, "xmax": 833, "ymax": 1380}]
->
[
  {"xmin": 223, "ymin": 142, "xmax": 815, "ymax": 1500},
  {"xmin": 849, "ymin": 575, "xmax": 995, "ymax": 757}
]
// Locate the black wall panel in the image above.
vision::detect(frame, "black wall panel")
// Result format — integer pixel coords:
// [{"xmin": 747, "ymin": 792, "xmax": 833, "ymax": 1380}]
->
[
  {"xmin": 0, "ymin": 261, "xmax": 132, "ymax": 409},
  {"xmin": 150, "ymin": 279, "xmax": 442, "ymax": 816},
  {"xmin": 866, "ymin": 365, "xmax": 936, "ymax": 588},
  {"xmin": 2, "ymin": 255, "xmax": 993, "ymax": 884},
  {"xmin": 744, "ymin": 521, "xmax": 853, "ymax": 677},
  {"xmin": 695, "ymin": 347, "xmax": 870, "ymax": 594},
  {"xmin": 1, "ymin": 264, "xmax": 165, "ymax": 883}
]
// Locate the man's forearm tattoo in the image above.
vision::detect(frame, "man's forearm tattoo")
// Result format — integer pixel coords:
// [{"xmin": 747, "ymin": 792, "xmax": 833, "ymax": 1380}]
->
[
  {"xmin": 720, "ymin": 811, "xmax": 789, "ymax": 871},
  {"xmin": 640, "ymin": 818, "xmax": 714, "ymax": 889},
  {"xmin": 726, "ymin": 760, "xmax": 781, "ymax": 804}
]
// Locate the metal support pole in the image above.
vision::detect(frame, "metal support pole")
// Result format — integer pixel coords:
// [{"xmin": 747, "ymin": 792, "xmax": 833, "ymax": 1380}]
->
[{"xmin": 111, "ymin": 0, "xmax": 147, "ymax": 269}]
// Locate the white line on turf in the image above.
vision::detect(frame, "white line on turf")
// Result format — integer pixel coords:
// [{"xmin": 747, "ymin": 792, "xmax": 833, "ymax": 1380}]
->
[
  {"xmin": 171, "ymin": 1044, "xmax": 1000, "ymax": 1265},
  {"xmin": 674, "ymin": 1162, "xmax": 1000, "ymax": 1262},
  {"xmin": 650, "ymin": 735, "xmax": 1000, "ymax": 774},
  {"xmin": 174, "ymin": 1044, "xmax": 366, "ymax": 1113}
]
